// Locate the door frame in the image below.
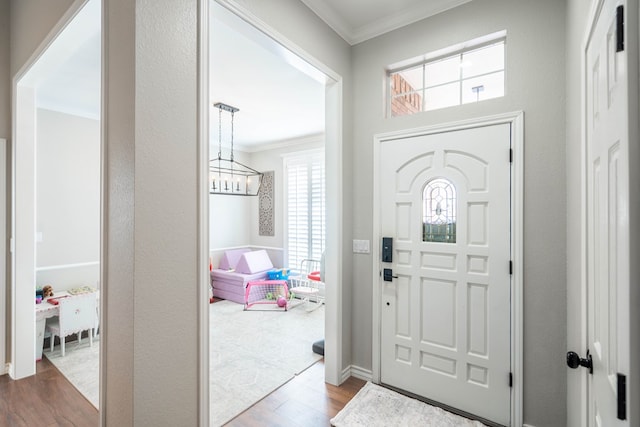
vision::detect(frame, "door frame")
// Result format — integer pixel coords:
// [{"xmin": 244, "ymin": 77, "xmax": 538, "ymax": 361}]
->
[
  {"xmin": 371, "ymin": 111, "xmax": 524, "ymax": 427},
  {"xmin": 11, "ymin": 0, "xmax": 90, "ymax": 380}
]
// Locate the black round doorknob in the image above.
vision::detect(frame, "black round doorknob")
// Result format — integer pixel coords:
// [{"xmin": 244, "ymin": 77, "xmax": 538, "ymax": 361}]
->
[
  {"xmin": 386, "ymin": 302, "xmax": 390, "ymax": 306},
  {"xmin": 566, "ymin": 351, "xmax": 580, "ymax": 369},
  {"xmin": 567, "ymin": 350, "xmax": 593, "ymax": 374}
]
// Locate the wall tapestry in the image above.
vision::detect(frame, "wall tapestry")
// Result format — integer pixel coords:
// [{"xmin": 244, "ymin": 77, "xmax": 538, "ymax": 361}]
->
[{"xmin": 258, "ymin": 171, "xmax": 274, "ymax": 236}]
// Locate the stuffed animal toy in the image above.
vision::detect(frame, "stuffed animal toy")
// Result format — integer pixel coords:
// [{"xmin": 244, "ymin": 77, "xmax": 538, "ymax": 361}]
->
[{"xmin": 42, "ymin": 284, "xmax": 54, "ymax": 298}]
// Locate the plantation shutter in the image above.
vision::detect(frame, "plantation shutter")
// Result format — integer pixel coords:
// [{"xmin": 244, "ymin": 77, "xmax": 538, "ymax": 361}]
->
[{"xmin": 286, "ymin": 151, "xmax": 325, "ymax": 271}]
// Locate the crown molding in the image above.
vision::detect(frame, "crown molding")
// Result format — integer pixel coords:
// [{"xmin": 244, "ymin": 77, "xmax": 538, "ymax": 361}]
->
[
  {"xmin": 301, "ymin": 0, "xmax": 472, "ymax": 45},
  {"xmin": 237, "ymin": 133, "xmax": 324, "ymax": 154}
]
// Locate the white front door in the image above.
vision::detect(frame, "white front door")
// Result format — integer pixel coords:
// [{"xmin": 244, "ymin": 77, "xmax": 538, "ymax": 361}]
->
[
  {"xmin": 379, "ymin": 124, "xmax": 512, "ymax": 425},
  {"xmin": 585, "ymin": 1, "xmax": 630, "ymax": 425}
]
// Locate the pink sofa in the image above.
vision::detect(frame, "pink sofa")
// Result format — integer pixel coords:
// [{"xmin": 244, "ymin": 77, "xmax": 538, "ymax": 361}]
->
[{"xmin": 211, "ymin": 249, "xmax": 274, "ymax": 303}]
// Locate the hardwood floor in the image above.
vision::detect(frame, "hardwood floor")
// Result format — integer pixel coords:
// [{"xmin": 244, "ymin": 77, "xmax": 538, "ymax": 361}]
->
[
  {"xmin": 0, "ymin": 358, "xmax": 364, "ymax": 427},
  {"xmin": 226, "ymin": 360, "xmax": 366, "ymax": 427},
  {"xmin": 0, "ymin": 357, "xmax": 98, "ymax": 427}
]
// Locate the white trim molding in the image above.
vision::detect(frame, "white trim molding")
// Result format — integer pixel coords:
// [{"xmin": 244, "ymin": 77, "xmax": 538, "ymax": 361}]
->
[
  {"xmin": 371, "ymin": 111, "xmax": 524, "ymax": 427},
  {"xmin": 35, "ymin": 261, "xmax": 100, "ymax": 272},
  {"xmin": 197, "ymin": 0, "xmax": 211, "ymax": 425},
  {"xmin": 349, "ymin": 365, "xmax": 374, "ymax": 382},
  {"xmin": 0, "ymin": 139, "xmax": 6, "ymax": 379}
]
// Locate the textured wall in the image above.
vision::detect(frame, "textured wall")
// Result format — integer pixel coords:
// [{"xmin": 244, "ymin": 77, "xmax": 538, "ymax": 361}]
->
[
  {"xmin": 0, "ymin": 0, "xmax": 9, "ymax": 138},
  {"xmin": 10, "ymin": 0, "xmax": 75, "ymax": 77},
  {"xmin": 103, "ymin": 0, "xmax": 205, "ymax": 424},
  {"xmin": 36, "ymin": 109, "xmax": 100, "ymax": 269}
]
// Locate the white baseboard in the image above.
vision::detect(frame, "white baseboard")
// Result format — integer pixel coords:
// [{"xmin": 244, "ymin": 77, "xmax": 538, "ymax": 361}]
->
[
  {"xmin": 340, "ymin": 366, "xmax": 351, "ymax": 383},
  {"xmin": 341, "ymin": 364, "xmax": 373, "ymax": 383},
  {"xmin": 4, "ymin": 362, "xmax": 12, "ymax": 377}
]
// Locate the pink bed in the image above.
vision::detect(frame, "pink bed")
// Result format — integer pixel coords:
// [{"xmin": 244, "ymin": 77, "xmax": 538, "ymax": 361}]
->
[{"xmin": 211, "ymin": 249, "xmax": 274, "ymax": 304}]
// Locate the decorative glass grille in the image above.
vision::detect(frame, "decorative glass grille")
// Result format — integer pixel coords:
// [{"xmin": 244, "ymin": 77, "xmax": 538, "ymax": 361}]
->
[{"xmin": 423, "ymin": 178, "xmax": 457, "ymax": 243}]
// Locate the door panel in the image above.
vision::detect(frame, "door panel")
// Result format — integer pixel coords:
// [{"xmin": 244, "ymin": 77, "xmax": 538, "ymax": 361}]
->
[
  {"xmin": 585, "ymin": 1, "xmax": 630, "ymax": 425},
  {"xmin": 379, "ymin": 124, "xmax": 511, "ymax": 425}
]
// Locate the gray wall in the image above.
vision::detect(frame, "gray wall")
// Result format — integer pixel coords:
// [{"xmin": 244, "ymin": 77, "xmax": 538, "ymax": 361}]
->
[
  {"xmin": 350, "ymin": 0, "xmax": 567, "ymax": 425},
  {"xmin": 565, "ymin": 1, "xmax": 590, "ymax": 426},
  {"xmin": 36, "ymin": 109, "xmax": 100, "ymax": 270},
  {"xmin": 0, "ymin": 0, "xmax": 9, "ymax": 370},
  {"xmin": 35, "ymin": 108, "xmax": 100, "ymax": 291},
  {"xmin": 9, "ymin": 0, "xmax": 75, "ymax": 78},
  {"xmin": 103, "ymin": 0, "xmax": 203, "ymax": 424},
  {"xmin": 209, "ymin": 149, "xmax": 253, "ymax": 249},
  {"xmin": 0, "ymin": 0, "xmax": 9, "ymax": 138},
  {"xmin": 10, "ymin": 0, "xmax": 75, "ymax": 77}
]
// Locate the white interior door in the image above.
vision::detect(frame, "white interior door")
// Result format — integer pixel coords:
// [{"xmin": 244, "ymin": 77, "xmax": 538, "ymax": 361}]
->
[
  {"xmin": 379, "ymin": 124, "xmax": 512, "ymax": 425},
  {"xmin": 585, "ymin": 1, "xmax": 630, "ymax": 425}
]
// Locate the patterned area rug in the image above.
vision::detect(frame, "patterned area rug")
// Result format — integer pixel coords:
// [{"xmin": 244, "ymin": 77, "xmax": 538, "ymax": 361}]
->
[
  {"xmin": 45, "ymin": 299, "xmax": 324, "ymax": 426},
  {"xmin": 331, "ymin": 382, "xmax": 487, "ymax": 427}
]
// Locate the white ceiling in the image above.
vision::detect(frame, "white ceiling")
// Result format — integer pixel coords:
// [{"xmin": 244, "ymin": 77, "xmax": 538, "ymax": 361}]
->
[
  {"xmin": 28, "ymin": 0, "xmax": 101, "ymax": 120},
  {"xmin": 209, "ymin": 2, "xmax": 325, "ymax": 150},
  {"xmin": 29, "ymin": 0, "xmax": 325, "ymax": 151},
  {"xmin": 28, "ymin": 0, "xmax": 471, "ymax": 149},
  {"xmin": 300, "ymin": 0, "xmax": 472, "ymax": 45}
]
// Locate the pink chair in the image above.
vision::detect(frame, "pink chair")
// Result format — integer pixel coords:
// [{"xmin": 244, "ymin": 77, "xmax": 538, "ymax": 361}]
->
[{"xmin": 47, "ymin": 293, "xmax": 97, "ymax": 356}]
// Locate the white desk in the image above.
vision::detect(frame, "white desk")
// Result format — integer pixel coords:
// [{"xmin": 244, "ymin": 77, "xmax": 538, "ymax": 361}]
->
[
  {"xmin": 35, "ymin": 291, "xmax": 99, "ymax": 360},
  {"xmin": 35, "ymin": 292, "xmax": 68, "ymax": 360}
]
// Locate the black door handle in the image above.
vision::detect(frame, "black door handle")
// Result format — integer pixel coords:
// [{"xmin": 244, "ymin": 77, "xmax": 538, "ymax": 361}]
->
[
  {"xmin": 383, "ymin": 268, "xmax": 398, "ymax": 282},
  {"xmin": 567, "ymin": 350, "xmax": 593, "ymax": 374}
]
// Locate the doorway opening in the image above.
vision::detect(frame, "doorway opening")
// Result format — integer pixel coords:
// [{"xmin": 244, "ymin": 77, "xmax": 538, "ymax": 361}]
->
[
  {"xmin": 207, "ymin": 2, "xmax": 343, "ymax": 424},
  {"xmin": 11, "ymin": 0, "xmax": 101, "ymax": 412}
]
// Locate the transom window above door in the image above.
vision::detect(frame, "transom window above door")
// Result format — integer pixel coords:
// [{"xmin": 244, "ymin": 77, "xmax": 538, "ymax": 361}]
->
[{"xmin": 388, "ymin": 32, "xmax": 506, "ymax": 117}]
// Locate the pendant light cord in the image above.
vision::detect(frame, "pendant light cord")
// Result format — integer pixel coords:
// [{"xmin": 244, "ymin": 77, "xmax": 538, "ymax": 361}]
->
[
  {"xmin": 230, "ymin": 110, "xmax": 235, "ymax": 162},
  {"xmin": 217, "ymin": 106, "xmax": 223, "ymax": 160}
]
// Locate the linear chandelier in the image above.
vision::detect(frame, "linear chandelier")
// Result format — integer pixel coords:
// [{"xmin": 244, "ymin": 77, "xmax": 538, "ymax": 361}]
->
[{"xmin": 210, "ymin": 102, "xmax": 263, "ymax": 196}]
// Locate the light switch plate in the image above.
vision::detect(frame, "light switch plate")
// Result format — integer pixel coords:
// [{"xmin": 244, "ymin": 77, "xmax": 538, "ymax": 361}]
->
[{"xmin": 352, "ymin": 239, "xmax": 370, "ymax": 254}]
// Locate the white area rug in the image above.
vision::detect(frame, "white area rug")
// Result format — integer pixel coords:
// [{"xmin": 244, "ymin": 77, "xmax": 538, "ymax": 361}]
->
[
  {"xmin": 331, "ymin": 382, "xmax": 487, "ymax": 427},
  {"xmin": 44, "ymin": 335, "xmax": 100, "ymax": 407},
  {"xmin": 45, "ymin": 299, "xmax": 324, "ymax": 426},
  {"xmin": 210, "ymin": 300, "xmax": 324, "ymax": 425}
]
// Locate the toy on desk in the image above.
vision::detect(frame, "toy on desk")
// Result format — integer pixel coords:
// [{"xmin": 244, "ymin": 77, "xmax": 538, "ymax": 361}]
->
[
  {"xmin": 42, "ymin": 284, "xmax": 54, "ymax": 298},
  {"xmin": 47, "ymin": 295, "xmax": 70, "ymax": 305}
]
